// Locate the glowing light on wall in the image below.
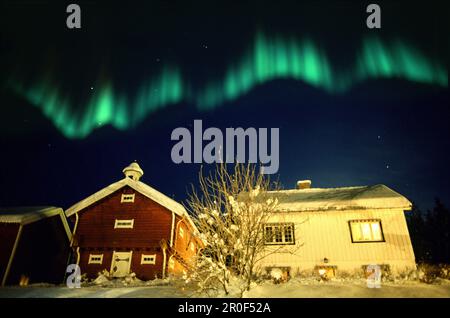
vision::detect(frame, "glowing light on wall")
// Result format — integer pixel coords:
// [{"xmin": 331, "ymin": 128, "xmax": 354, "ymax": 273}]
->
[{"xmin": 8, "ymin": 33, "xmax": 447, "ymax": 139}]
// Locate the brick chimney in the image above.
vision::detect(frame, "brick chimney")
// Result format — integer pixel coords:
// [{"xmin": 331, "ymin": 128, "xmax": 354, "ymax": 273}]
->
[{"xmin": 296, "ymin": 180, "xmax": 311, "ymax": 189}]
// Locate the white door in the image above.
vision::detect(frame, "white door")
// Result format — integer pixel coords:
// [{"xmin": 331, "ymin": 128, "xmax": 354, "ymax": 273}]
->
[{"xmin": 110, "ymin": 251, "xmax": 132, "ymax": 278}]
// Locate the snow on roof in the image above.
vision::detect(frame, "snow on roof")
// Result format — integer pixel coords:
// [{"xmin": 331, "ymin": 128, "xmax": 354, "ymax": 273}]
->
[
  {"xmin": 267, "ymin": 184, "xmax": 412, "ymax": 212},
  {"xmin": 65, "ymin": 177, "xmax": 199, "ymax": 233},
  {"xmin": 0, "ymin": 206, "xmax": 65, "ymax": 225}
]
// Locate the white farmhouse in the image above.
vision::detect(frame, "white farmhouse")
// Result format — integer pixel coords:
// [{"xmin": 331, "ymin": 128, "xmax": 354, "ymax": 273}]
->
[{"xmin": 260, "ymin": 181, "xmax": 416, "ymax": 278}]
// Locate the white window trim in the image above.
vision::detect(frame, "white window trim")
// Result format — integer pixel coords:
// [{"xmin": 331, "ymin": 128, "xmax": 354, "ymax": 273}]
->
[
  {"xmin": 121, "ymin": 193, "xmax": 135, "ymax": 203},
  {"xmin": 88, "ymin": 254, "xmax": 104, "ymax": 264},
  {"xmin": 114, "ymin": 219, "xmax": 134, "ymax": 229},
  {"xmin": 349, "ymin": 219, "xmax": 384, "ymax": 243},
  {"xmin": 141, "ymin": 254, "xmax": 157, "ymax": 265}
]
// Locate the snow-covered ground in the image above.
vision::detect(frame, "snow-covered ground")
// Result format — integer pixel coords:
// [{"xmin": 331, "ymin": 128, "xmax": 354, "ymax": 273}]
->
[
  {"xmin": 0, "ymin": 285, "xmax": 190, "ymax": 298},
  {"xmin": 1, "ymin": 278, "xmax": 449, "ymax": 298},
  {"xmin": 243, "ymin": 278, "xmax": 450, "ymax": 298}
]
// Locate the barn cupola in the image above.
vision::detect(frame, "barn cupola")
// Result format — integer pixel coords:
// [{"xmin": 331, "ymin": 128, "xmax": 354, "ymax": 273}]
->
[{"xmin": 123, "ymin": 162, "xmax": 144, "ymax": 181}]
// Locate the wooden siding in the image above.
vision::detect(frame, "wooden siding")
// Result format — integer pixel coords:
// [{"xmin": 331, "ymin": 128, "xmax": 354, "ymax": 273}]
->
[
  {"xmin": 258, "ymin": 209, "xmax": 416, "ymax": 274},
  {"xmin": 73, "ymin": 187, "xmax": 173, "ymax": 249},
  {"xmin": 168, "ymin": 215, "xmax": 202, "ymax": 275},
  {"xmin": 79, "ymin": 249, "xmax": 165, "ymax": 280}
]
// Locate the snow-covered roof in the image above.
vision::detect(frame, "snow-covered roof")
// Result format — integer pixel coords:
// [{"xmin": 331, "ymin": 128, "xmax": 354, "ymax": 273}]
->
[
  {"xmin": 0, "ymin": 206, "xmax": 65, "ymax": 224},
  {"xmin": 65, "ymin": 177, "xmax": 199, "ymax": 233},
  {"xmin": 267, "ymin": 184, "xmax": 412, "ymax": 212},
  {"xmin": 0, "ymin": 206, "xmax": 72, "ymax": 241}
]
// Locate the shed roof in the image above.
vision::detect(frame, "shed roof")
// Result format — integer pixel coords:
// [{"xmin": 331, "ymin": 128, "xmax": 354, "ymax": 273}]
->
[
  {"xmin": 267, "ymin": 184, "xmax": 412, "ymax": 212},
  {"xmin": 0, "ymin": 206, "xmax": 72, "ymax": 240},
  {"xmin": 0, "ymin": 206, "xmax": 65, "ymax": 224}
]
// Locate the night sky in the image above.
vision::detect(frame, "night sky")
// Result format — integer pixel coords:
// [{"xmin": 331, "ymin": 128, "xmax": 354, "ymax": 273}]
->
[{"xmin": 0, "ymin": 0, "xmax": 448, "ymax": 211}]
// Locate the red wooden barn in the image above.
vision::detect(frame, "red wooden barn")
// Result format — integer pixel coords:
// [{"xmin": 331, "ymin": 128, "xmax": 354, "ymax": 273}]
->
[
  {"xmin": 65, "ymin": 162, "xmax": 201, "ymax": 280},
  {"xmin": 0, "ymin": 206, "xmax": 72, "ymax": 286}
]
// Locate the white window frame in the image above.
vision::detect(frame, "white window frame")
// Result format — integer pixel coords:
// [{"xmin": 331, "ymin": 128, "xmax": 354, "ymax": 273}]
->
[
  {"xmin": 141, "ymin": 254, "xmax": 156, "ymax": 265},
  {"xmin": 179, "ymin": 227, "xmax": 184, "ymax": 238},
  {"xmin": 264, "ymin": 223, "xmax": 295, "ymax": 245},
  {"xmin": 121, "ymin": 193, "xmax": 135, "ymax": 203},
  {"xmin": 114, "ymin": 219, "xmax": 134, "ymax": 229},
  {"xmin": 88, "ymin": 254, "xmax": 103, "ymax": 264}
]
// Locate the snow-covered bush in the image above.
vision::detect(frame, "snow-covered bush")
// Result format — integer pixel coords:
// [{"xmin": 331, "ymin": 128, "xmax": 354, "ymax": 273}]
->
[
  {"xmin": 334, "ymin": 270, "xmax": 363, "ymax": 280},
  {"xmin": 186, "ymin": 254, "xmax": 232, "ymax": 296},
  {"xmin": 93, "ymin": 273, "xmax": 111, "ymax": 286},
  {"xmin": 186, "ymin": 163, "xmax": 282, "ymax": 295},
  {"xmin": 87, "ymin": 270, "xmax": 144, "ymax": 287},
  {"xmin": 290, "ymin": 264, "xmax": 450, "ymax": 284},
  {"xmin": 270, "ymin": 268, "xmax": 283, "ymax": 280},
  {"xmin": 294, "ymin": 269, "xmax": 316, "ymax": 279},
  {"xmin": 439, "ymin": 264, "xmax": 450, "ymax": 280},
  {"xmin": 416, "ymin": 263, "xmax": 450, "ymax": 284},
  {"xmin": 79, "ymin": 273, "xmax": 89, "ymax": 284}
]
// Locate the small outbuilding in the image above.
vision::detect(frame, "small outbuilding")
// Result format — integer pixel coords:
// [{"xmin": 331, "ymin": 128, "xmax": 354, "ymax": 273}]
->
[{"xmin": 0, "ymin": 206, "xmax": 72, "ymax": 286}]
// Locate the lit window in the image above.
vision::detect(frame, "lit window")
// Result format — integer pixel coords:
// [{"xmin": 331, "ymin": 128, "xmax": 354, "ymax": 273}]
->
[
  {"xmin": 121, "ymin": 194, "xmax": 135, "ymax": 203},
  {"xmin": 169, "ymin": 258, "xmax": 175, "ymax": 269},
  {"xmin": 141, "ymin": 254, "xmax": 156, "ymax": 265},
  {"xmin": 190, "ymin": 242, "xmax": 195, "ymax": 252},
  {"xmin": 88, "ymin": 254, "xmax": 103, "ymax": 264},
  {"xmin": 114, "ymin": 219, "xmax": 134, "ymax": 229},
  {"xmin": 349, "ymin": 220, "xmax": 384, "ymax": 242},
  {"xmin": 264, "ymin": 223, "xmax": 295, "ymax": 245},
  {"xmin": 179, "ymin": 227, "xmax": 184, "ymax": 238}
]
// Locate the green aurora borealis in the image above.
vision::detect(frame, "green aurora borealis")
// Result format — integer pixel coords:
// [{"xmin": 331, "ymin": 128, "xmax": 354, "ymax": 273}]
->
[{"xmin": 8, "ymin": 33, "xmax": 448, "ymax": 139}]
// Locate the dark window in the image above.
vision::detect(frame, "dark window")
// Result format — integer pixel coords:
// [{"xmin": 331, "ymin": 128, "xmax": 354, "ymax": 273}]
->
[{"xmin": 264, "ymin": 223, "xmax": 295, "ymax": 245}]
